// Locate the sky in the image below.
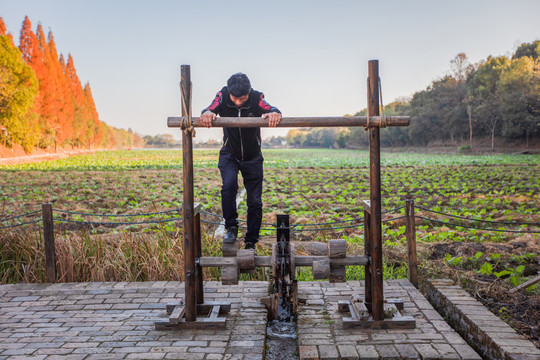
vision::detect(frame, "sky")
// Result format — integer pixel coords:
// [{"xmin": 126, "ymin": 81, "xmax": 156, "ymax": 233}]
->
[{"xmin": 2, "ymin": 0, "xmax": 539, "ymax": 142}]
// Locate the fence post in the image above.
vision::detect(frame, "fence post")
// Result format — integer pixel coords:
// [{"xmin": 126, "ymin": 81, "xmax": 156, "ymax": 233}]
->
[
  {"xmin": 194, "ymin": 211, "xmax": 204, "ymax": 305},
  {"xmin": 405, "ymin": 199, "xmax": 418, "ymax": 288},
  {"xmin": 363, "ymin": 209, "xmax": 372, "ymax": 308},
  {"xmin": 42, "ymin": 203, "xmax": 57, "ymax": 283}
]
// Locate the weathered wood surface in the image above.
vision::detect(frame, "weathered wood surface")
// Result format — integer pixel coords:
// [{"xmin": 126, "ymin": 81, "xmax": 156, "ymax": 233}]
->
[
  {"xmin": 168, "ymin": 116, "xmax": 409, "ymax": 129},
  {"xmin": 368, "ymin": 59, "xmax": 384, "ymax": 320},
  {"xmin": 198, "ymin": 255, "xmax": 368, "ymax": 268},
  {"xmin": 42, "ymin": 203, "xmax": 57, "ymax": 283},
  {"xmin": 313, "ymin": 258, "xmax": 330, "ymax": 279},
  {"xmin": 405, "ymin": 199, "xmax": 419, "ymax": 288},
  {"xmin": 328, "ymin": 239, "xmax": 347, "ymax": 258},
  {"xmin": 311, "ymin": 242, "xmax": 328, "ymax": 256},
  {"xmin": 181, "ymin": 65, "xmax": 196, "ymax": 321},
  {"xmin": 237, "ymin": 249, "xmax": 255, "ymax": 270}
]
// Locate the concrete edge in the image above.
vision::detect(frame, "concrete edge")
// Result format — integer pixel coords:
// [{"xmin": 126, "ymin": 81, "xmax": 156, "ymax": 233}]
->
[{"xmin": 425, "ymin": 279, "xmax": 540, "ymax": 360}]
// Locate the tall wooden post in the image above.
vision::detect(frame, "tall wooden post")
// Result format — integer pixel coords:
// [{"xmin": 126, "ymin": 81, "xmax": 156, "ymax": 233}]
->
[
  {"xmin": 194, "ymin": 212, "xmax": 204, "ymax": 304},
  {"xmin": 42, "ymin": 203, "xmax": 57, "ymax": 283},
  {"xmin": 368, "ymin": 60, "xmax": 384, "ymax": 320},
  {"xmin": 405, "ymin": 199, "xmax": 418, "ymax": 288},
  {"xmin": 181, "ymin": 65, "xmax": 196, "ymax": 322},
  {"xmin": 363, "ymin": 209, "xmax": 372, "ymax": 307}
]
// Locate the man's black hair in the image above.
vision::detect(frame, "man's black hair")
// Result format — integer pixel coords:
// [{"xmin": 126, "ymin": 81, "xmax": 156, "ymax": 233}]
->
[{"xmin": 227, "ymin": 73, "xmax": 251, "ymax": 97}]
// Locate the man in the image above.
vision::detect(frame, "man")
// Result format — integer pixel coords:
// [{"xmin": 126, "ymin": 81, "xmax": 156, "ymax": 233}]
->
[{"xmin": 200, "ymin": 73, "xmax": 281, "ymax": 250}]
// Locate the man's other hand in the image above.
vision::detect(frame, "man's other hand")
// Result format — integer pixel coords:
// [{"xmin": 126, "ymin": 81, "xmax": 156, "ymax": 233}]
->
[
  {"xmin": 263, "ymin": 112, "xmax": 282, "ymax": 127},
  {"xmin": 201, "ymin": 111, "xmax": 216, "ymax": 128}
]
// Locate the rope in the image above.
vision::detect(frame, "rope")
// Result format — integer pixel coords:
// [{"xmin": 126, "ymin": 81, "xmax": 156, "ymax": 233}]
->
[
  {"xmin": 365, "ymin": 78, "xmax": 370, "ymax": 130},
  {"xmin": 415, "ymin": 206, "xmax": 540, "ymax": 226},
  {"xmin": 416, "ymin": 216, "xmax": 540, "ymax": 234},
  {"xmin": 0, "ymin": 218, "xmax": 43, "ymax": 230},
  {"xmin": 0, "ymin": 210, "xmax": 41, "ymax": 223},
  {"xmin": 55, "ymin": 217, "xmax": 182, "ymax": 226},
  {"xmin": 180, "ymin": 81, "xmax": 195, "ymax": 136},
  {"xmin": 378, "ymin": 76, "xmax": 387, "ymax": 128},
  {"xmin": 53, "ymin": 208, "xmax": 182, "ymax": 218}
]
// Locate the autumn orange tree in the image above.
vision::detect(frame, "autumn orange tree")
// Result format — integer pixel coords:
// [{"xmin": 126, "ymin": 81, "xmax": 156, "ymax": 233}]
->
[{"xmin": 0, "ymin": 15, "xmax": 144, "ymax": 153}]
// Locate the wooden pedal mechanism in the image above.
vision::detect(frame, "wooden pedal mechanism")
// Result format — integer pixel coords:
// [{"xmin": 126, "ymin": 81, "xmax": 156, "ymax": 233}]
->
[
  {"xmin": 154, "ymin": 300, "xmax": 231, "ymax": 330},
  {"xmin": 202, "ymin": 238, "xmax": 368, "ymax": 286},
  {"xmin": 338, "ymin": 295, "xmax": 415, "ymax": 329}
]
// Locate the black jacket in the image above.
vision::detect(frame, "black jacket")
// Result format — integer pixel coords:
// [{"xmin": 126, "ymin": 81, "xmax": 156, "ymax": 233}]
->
[{"xmin": 202, "ymin": 86, "xmax": 281, "ymax": 161}]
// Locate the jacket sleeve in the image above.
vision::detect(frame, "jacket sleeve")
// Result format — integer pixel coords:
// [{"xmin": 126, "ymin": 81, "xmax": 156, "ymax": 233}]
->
[
  {"xmin": 201, "ymin": 91, "xmax": 223, "ymax": 114},
  {"xmin": 258, "ymin": 93, "xmax": 281, "ymax": 114}
]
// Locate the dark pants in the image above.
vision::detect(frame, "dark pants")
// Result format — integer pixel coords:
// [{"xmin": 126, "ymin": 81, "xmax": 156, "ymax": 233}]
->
[{"xmin": 218, "ymin": 148, "xmax": 263, "ymax": 244}]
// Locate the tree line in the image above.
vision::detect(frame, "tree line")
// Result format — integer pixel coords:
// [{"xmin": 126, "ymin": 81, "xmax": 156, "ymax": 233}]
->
[
  {"xmin": 286, "ymin": 42, "xmax": 540, "ymax": 149},
  {"xmin": 0, "ymin": 16, "xmax": 143, "ymax": 152}
]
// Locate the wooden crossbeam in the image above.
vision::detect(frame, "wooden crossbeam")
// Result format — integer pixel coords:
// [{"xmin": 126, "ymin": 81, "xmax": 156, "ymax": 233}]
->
[
  {"xmin": 197, "ymin": 255, "xmax": 368, "ymax": 268},
  {"xmin": 167, "ymin": 116, "xmax": 409, "ymax": 129}
]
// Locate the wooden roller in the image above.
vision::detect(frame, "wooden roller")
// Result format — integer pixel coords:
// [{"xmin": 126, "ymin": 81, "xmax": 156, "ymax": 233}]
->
[
  {"xmin": 238, "ymin": 249, "xmax": 256, "ymax": 274},
  {"xmin": 311, "ymin": 242, "xmax": 328, "ymax": 256},
  {"xmin": 313, "ymin": 258, "xmax": 330, "ymax": 280},
  {"xmin": 221, "ymin": 266, "xmax": 238, "ymax": 285},
  {"xmin": 222, "ymin": 240, "xmax": 239, "ymax": 257},
  {"xmin": 329, "ymin": 239, "xmax": 347, "ymax": 283}
]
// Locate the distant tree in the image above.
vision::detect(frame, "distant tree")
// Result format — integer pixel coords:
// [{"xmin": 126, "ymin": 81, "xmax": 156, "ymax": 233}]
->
[
  {"xmin": 513, "ymin": 41, "xmax": 540, "ymax": 61},
  {"xmin": 467, "ymin": 56, "xmax": 511, "ymax": 149},
  {"xmin": 498, "ymin": 56, "xmax": 540, "ymax": 146}
]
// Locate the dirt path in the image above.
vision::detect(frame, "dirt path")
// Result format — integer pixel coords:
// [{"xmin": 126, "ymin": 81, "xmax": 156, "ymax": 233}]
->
[{"xmin": 0, "ymin": 149, "xmax": 98, "ymax": 166}]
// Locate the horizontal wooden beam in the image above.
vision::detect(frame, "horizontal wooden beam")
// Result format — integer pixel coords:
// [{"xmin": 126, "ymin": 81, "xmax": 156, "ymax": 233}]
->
[
  {"xmin": 168, "ymin": 116, "xmax": 409, "ymax": 129},
  {"xmin": 198, "ymin": 255, "xmax": 368, "ymax": 268}
]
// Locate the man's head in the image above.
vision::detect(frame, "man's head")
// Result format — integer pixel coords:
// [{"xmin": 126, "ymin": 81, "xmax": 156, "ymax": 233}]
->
[{"xmin": 227, "ymin": 73, "xmax": 251, "ymax": 107}]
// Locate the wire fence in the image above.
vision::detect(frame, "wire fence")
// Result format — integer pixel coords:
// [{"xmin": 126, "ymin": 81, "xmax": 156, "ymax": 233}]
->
[{"xmin": 0, "ymin": 204, "xmax": 538, "ymax": 234}]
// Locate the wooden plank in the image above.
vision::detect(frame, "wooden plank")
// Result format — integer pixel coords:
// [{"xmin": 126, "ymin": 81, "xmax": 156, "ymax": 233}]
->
[
  {"xmin": 405, "ymin": 199, "xmax": 419, "ymax": 288},
  {"xmin": 169, "ymin": 304, "xmax": 185, "ymax": 325},
  {"xmin": 166, "ymin": 302, "xmax": 182, "ymax": 314},
  {"xmin": 42, "ymin": 203, "xmax": 57, "ymax": 283},
  {"xmin": 208, "ymin": 305, "xmax": 220, "ymax": 319},
  {"xmin": 193, "ymin": 203, "xmax": 202, "ymax": 215},
  {"xmin": 196, "ymin": 302, "xmax": 231, "ymax": 314},
  {"xmin": 342, "ymin": 317, "xmax": 415, "ymax": 329},
  {"xmin": 155, "ymin": 317, "xmax": 226, "ymax": 330},
  {"xmin": 362, "ymin": 200, "xmax": 371, "ymax": 214},
  {"xmin": 353, "ymin": 301, "xmax": 370, "ymax": 320},
  {"xmin": 385, "ymin": 298, "xmax": 404, "ymax": 311},
  {"xmin": 168, "ymin": 116, "xmax": 410, "ymax": 129},
  {"xmin": 509, "ymin": 273, "xmax": 540, "ymax": 293}
]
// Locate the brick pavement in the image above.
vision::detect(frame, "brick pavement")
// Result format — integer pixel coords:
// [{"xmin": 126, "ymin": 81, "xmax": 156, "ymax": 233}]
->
[
  {"xmin": 2, "ymin": 280, "xmax": 530, "ymax": 359},
  {"xmin": 297, "ymin": 280, "xmax": 483, "ymax": 360},
  {"xmin": 0, "ymin": 281, "xmax": 267, "ymax": 360}
]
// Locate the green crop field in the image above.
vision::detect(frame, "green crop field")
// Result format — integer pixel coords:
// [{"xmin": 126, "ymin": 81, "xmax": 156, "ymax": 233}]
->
[
  {"xmin": 1, "ymin": 149, "xmax": 539, "ymax": 338},
  {"xmin": 1, "ymin": 149, "xmax": 538, "ymax": 286}
]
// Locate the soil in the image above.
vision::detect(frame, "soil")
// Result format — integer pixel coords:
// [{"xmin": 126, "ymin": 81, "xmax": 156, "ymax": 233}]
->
[
  {"xmin": 420, "ymin": 235, "xmax": 540, "ymax": 348},
  {"xmin": 0, "ymin": 143, "xmax": 98, "ymax": 165}
]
